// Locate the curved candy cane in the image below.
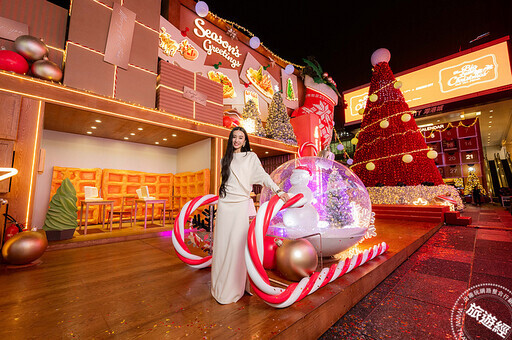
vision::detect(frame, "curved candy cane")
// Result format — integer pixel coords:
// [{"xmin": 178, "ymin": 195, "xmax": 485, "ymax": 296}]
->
[
  {"xmin": 245, "ymin": 194, "xmax": 388, "ymax": 308},
  {"xmin": 172, "ymin": 194, "xmax": 218, "ymax": 269},
  {"xmin": 172, "ymin": 194, "xmax": 388, "ymax": 308},
  {"xmin": 298, "ymin": 142, "xmax": 318, "ymax": 158}
]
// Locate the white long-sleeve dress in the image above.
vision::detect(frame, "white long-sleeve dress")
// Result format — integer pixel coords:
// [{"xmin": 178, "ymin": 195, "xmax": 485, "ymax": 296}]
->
[{"xmin": 211, "ymin": 151, "xmax": 280, "ymax": 304}]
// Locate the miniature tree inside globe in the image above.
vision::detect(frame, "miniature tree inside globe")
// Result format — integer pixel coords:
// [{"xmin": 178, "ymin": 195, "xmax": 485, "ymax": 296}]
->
[{"xmin": 259, "ymin": 156, "xmax": 373, "ymax": 256}]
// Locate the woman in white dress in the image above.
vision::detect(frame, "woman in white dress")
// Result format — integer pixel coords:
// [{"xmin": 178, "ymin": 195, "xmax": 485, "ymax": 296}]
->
[{"xmin": 211, "ymin": 127, "xmax": 290, "ymax": 304}]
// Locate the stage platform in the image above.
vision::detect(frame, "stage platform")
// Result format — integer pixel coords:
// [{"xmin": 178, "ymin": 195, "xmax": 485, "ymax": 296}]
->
[{"xmin": 0, "ymin": 219, "xmax": 442, "ymax": 339}]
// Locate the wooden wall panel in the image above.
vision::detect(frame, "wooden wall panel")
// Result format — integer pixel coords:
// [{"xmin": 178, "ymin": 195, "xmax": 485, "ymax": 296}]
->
[
  {"xmin": 0, "ymin": 92, "xmax": 21, "ymax": 140},
  {"xmin": 210, "ymin": 137, "xmax": 222, "ymax": 195},
  {"xmin": 0, "ymin": 201, "xmax": 7, "ymax": 246},
  {"xmin": 115, "ymin": 66, "xmax": 156, "ymax": 109},
  {"xmin": 0, "ymin": 141, "xmax": 14, "ymax": 193},
  {"xmin": 67, "ymin": 0, "xmax": 112, "ymax": 53},
  {"xmin": 123, "ymin": 0, "xmax": 161, "ymax": 30},
  {"xmin": 7, "ymin": 98, "xmax": 44, "ymax": 228},
  {"xmin": 0, "ymin": 0, "xmax": 68, "ymax": 49},
  {"xmin": 63, "ymin": 43, "xmax": 116, "ymax": 97},
  {"xmin": 129, "ymin": 23, "xmax": 159, "ymax": 73}
]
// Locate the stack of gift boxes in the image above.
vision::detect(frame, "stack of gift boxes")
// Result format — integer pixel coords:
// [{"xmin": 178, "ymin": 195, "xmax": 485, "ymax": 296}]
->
[{"xmin": 64, "ymin": 0, "xmax": 161, "ymax": 108}]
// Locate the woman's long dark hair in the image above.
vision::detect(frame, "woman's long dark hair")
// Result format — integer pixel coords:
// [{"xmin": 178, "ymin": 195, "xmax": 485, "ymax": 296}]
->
[{"xmin": 219, "ymin": 127, "xmax": 251, "ymax": 198}]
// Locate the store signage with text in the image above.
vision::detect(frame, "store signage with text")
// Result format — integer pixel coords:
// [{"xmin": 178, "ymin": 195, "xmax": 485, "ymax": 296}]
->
[
  {"xmin": 193, "ymin": 18, "xmax": 242, "ymax": 68},
  {"xmin": 344, "ymin": 40, "xmax": 512, "ymax": 124}
]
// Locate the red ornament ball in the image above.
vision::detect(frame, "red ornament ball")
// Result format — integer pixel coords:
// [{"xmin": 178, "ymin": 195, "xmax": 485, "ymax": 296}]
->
[
  {"xmin": 263, "ymin": 235, "xmax": 282, "ymax": 269},
  {"xmin": 0, "ymin": 50, "xmax": 29, "ymax": 74},
  {"xmin": 222, "ymin": 116, "xmax": 233, "ymax": 128}
]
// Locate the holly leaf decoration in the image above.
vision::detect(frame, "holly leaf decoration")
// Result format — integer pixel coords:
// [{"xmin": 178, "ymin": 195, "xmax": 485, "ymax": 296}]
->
[{"xmin": 302, "ymin": 57, "xmax": 341, "ymax": 97}]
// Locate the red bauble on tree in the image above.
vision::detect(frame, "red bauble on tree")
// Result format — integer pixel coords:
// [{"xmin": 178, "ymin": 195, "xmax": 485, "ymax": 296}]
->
[{"xmin": 351, "ymin": 49, "xmax": 443, "ymax": 187}]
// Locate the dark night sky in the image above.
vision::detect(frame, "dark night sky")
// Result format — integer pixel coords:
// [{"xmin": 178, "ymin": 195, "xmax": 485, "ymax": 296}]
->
[{"xmin": 210, "ymin": 0, "xmax": 512, "ymax": 92}]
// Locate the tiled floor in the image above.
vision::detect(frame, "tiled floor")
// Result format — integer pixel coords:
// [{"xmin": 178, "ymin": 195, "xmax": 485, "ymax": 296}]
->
[{"xmin": 321, "ymin": 204, "xmax": 512, "ymax": 339}]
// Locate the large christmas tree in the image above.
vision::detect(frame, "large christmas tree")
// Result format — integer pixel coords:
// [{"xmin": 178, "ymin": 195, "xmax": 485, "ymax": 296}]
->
[
  {"xmin": 325, "ymin": 168, "xmax": 354, "ymax": 228},
  {"xmin": 241, "ymin": 100, "xmax": 266, "ymax": 137},
  {"xmin": 266, "ymin": 92, "xmax": 297, "ymax": 145},
  {"xmin": 351, "ymin": 49, "xmax": 443, "ymax": 187},
  {"xmin": 464, "ymin": 171, "xmax": 486, "ymax": 195}
]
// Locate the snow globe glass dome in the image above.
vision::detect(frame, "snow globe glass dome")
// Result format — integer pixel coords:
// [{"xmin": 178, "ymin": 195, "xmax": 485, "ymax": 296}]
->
[{"xmin": 260, "ymin": 156, "xmax": 373, "ymax": 256}]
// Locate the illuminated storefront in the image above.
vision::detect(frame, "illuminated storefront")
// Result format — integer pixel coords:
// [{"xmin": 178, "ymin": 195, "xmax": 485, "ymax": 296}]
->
[{"xmin": 343, "ymin": 37, "xmax": 512, "ymax": 198}]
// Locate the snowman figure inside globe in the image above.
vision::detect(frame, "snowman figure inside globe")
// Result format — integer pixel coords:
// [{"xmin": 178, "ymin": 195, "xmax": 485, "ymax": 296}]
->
[
  {"xmin": 282, "ymin": 166, "xmax": 319, "ymax": 230},
  {"xmin": 261, "ymin": 156, "xmax": 373, "ymax": 257}
]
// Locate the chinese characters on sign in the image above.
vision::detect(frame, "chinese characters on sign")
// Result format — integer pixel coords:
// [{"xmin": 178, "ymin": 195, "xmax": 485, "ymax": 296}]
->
[{"xmin": 465, "ymin": 303, "xmax": 511, "ymax": 338}]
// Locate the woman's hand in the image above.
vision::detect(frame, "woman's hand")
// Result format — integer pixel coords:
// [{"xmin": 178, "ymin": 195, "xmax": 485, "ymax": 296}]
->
[{"xmin": 278, "ymin": 192, "xmax": 290, "ymax": 203}]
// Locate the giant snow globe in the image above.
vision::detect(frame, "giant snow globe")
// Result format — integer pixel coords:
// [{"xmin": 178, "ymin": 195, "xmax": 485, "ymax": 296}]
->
[{"xmin": 260, "ymin": 156, "xmax": 373, "ymax": 257}]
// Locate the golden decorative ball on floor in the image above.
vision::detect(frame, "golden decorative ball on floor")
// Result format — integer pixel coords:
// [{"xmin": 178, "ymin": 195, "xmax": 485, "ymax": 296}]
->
[
  {"xmin": 275, "ymin": 239, "xmax": 318, "ymax": 281},
  {"xmin": 2, "ymin": 231, "xmax": 48, "ymax": 265}
]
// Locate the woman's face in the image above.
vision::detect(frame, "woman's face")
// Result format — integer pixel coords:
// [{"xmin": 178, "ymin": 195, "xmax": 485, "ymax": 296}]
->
[{"xmin": 232, "ymin": 130, "xmax": 246, "ymax": 152}]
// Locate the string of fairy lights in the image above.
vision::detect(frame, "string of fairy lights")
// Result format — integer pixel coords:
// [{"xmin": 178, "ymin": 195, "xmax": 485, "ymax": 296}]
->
[
  {"xmin": 420, "ymin": 118, "xmax": 479, "ymax": 139},
  {"xmin": 332, "ymin": 127, "xmax": 353, "ymax": 164},
  {"xmin": 196, "ymin": 2, "xmax": 304, "ymax": 70}
]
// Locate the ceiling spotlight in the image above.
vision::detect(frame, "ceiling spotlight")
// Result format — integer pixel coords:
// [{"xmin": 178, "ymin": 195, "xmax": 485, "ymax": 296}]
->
[
  {"xmin": 163, "ymin": 138, "xmax": 167, "ymax": 141},
  {"xmin": 130, "ymin": 133, "xmax": 135, "ymax": 136},
  {"xmin": 489, "ymin": 116, "xmax": 493, "ymax": 118},
  {"xmin": 172, "ymin": 134, "xmax": 177, "ymax": 137},
  {"xmin": 489, "ymin": 126, "xmax": 492, "ymax": 128},
  {"xmin": 124, "ymin": 137, "xmax": 128, "ymax": 140},
  {"xmin": 95, "ymin": 119, "xmax": 102, "ymax": 123},
  {"xmin": 86, "ymin": 131, "xmax": 92, "ymax": 134},
  {"xmin": 460, "ymin": 114, "xmax": 465, "ymax": 118},
  {"xmin": 138, "ymin": 127, "xmax": 143, "ymax": 131},
  {"xmin": 265, "ymin": 151, "xmax": 269, "ymax": 154},
  {"xmin": 489, "ymin": 121, "xmax": 492, "ymax": 123},
  {"xmin": 490, "ymin": 110, "xmax": 493, "ymax": 112},
  {"xmin": 91, "ymin": 126, "xmax": 97, "ymax": 129},
  {"xmin": 155, "ymin": 142, "xmax": 159, "ymax": 144},
  {"xmin": 475, "ymin": 112, "xmax": 481, "ymax": 116}
]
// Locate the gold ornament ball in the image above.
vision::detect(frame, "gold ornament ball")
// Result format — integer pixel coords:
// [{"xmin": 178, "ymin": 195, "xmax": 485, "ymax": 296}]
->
[
  {"xmin": 402, "ymin": 154, "xmax": 413, "ymax": 163},
  {"xmin": 369, "ymin": 94, "xmax": 378, "ymax": 102},
  {"xmin": 14, "ymin": 35, "xmax": 48, "ymax": 61},
  {"xmin": 31, "ymin": 59, "xmax": 63, "ymax": 82},
  {"xmin": 427, "ymin": 150, "xmax": 438, "ymax": 159},
  {"xmin": 379, "ymin": 120, "xmax": 389, "ymax": 129},
  {"xmin": 351, "ymin": 137, "xmax": 358, "ymax": 145},
  {"xmin": 401, "ymin": 113, "xmax": 411, "ymax": 122},
  {"xmin": 275, "ymin": 239, "xmax": 318, "ymax": 281},
  {"xmin": 358, "ymin": 108, "xmax": 365, "ymax": 115},
  {"xmin": 366, "ymin": 162, "xmax": 376, "ymax": 171},
  {"xmin": 2, "ymin": 231, "xmax": 48, "ymax": 265},
  {"xmin": 394, "ymin": 81, "xmax": 403, "ymax": 89}
]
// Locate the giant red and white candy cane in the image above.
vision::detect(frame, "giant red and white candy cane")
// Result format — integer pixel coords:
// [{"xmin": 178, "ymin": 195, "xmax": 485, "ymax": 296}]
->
[
  {"xmin": 245, "ymin": 194, "xmax": 388, "ymax": 308},
  {"xmin": 172, "ymin": 194, "xmax": 218, "ymax": 269},
  {"xmin": 298, "ymin": 142, "xmax": 318, "ymax": 158}
]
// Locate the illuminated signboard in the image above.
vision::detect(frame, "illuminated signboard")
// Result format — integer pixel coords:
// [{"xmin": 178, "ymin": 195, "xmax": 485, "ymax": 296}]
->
[
  {"xmin": 193, "ymin": 18, "xmax": 242, "ymax": 68},
  {"xmin": 344, "ymin": 40, "xmax": 512, "ymax": 125}
]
